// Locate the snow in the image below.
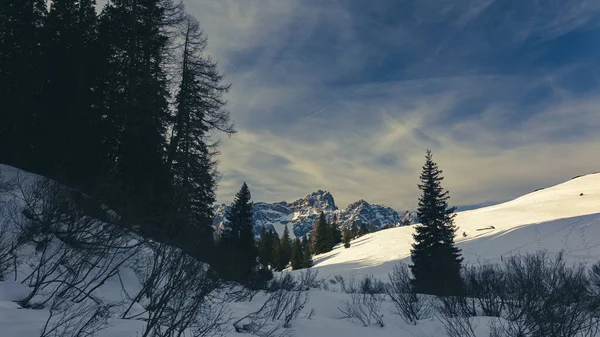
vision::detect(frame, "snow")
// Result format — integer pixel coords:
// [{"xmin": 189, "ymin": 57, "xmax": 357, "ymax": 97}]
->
[
  {"xmin": 2, "ymin": 163, "xmax": 600, "ymax": 337},
  {"xmin": 310, "ymin": 173, "xmax": 600, "ymax": 280}
]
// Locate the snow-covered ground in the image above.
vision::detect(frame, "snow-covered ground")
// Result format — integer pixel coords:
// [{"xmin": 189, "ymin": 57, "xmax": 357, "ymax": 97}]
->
[
  {"xmin": 1, "ymin": 164, "xmax": 600, "ymax": 337},
  {"xmin": 311, "ymin": 173, "xmax": 600, "ymax": 281}
]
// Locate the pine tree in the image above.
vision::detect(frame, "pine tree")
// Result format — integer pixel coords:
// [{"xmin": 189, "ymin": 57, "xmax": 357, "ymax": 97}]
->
[
  {"xmin": 275, "ymin": 225, "xmax": 292, "ymax": 271},
  {"xmin": 343, "ymin": 227, "xmax": 352, "ymax": 248},
  {"xmin": 218, "ymin": 182, "xmax": 258, "ymax": 283},
  {"xmin": 357, "ymin": 222, "xmax": 368, "ymax": 237},
  {"xmin": 290, "ymin": 237, "xmax": 303, "ymax": 270},
  {"xmin": 35, "ymin": 0, "xmax": 102, "ymax": 186},
  {"xmin": 410, "ymin": 150, "xmax": 463, "ymax": 296},
  {"xmin": 313, "ymin": 212, "xmax": 330, "ymax": 254},
  {"xmin": 258, "ymin": 227, "xmax": 275, "ymax": 268},
  {"xmin": 350, "ymin": 220, "xmax": 359, "ymax": 238},
  {"xmin": 0, "ymin": 0, "xmax": 47, "ymax": 169},
  {"xmin": 301, "ymin": 234, "xmax": 313, "ymax": 268},
  {"xmin": 96, "ymin": 0, "xmax": 175, "ymax": 234},
  {"xmin": 328, "ymin": 213, "xmax": 342, "ymax": 248}
]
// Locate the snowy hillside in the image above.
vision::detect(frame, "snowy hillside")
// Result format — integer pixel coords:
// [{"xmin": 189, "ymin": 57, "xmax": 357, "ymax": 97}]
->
[
  {"xmin": 311, "ymin": 173, "xmax": 600, "ymax": 280},
  {"xmin": 213, "ymin": 190, "xmax": 416, "ymax": 237},
  {"xmin": 3, "ymin": 164, "xmax": 600, "ymax": 337}
]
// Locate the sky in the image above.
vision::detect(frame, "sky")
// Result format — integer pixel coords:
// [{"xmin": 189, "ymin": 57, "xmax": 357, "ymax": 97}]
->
[{"xmin": 101, "ymin": 0, "xmax": 600, "ymax": 211}]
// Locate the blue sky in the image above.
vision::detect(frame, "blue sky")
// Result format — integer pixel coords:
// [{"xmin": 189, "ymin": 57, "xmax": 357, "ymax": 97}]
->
[{"xmin": 184, "ymin": 0, "xmax": 600, "ymax": 210}]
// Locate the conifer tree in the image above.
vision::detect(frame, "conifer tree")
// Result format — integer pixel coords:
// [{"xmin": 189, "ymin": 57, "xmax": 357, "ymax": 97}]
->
[
  {"xmin": 270, "ymin": 230, "xmax": 280, "ymax": 268},
  {"xmin": 359, "ymin": 222, "xmax": 369, "ymax": 236},
  {"xmin": 313, "ymin": 212, "xmax": 330, "ymax": 254},
  {"xmin": 97, "ymin": 0, "xmax": 175, "ymax": 234},
  {"xmin": 350, "ymin": 220, "xmax": 359, "ymax": 238},
  {"xmin": 301, "ymin": 234, "xmax": 313, "ymax": 268},
  {"xmin": 258, "ymin": 227, "xmax": 275, "ymax": 268},
  {"xmin": 275, "ymin": 225, "xmax": 292, "ymax": 271},
  {"xmin": 167, "ymin": 14, "xmax": 234, "ymax": 254},
  {"xmin": 0, "ymin": 0, "xmax": 47, "ymax": 169},
  {"xmin": 290, "ymin": 237, "xmax": 303, "ymax": 270},
  {"xmin": 218, "ymin": 182, "xmax": 258, "ymax": 283},
  {"xmin": 343, "ymin": 227, "xmax": 352, "ymax": 248},
  {"xmin": 327, "ymin": 213, "xmax": 342, "ymax": 247},
  {"xmin": 410, "ymin": 150, "xmax": 463, "ymax": 296},
  {"xmin": 36, "ymin": 0, "xmax": 102, "ymax": 185}
]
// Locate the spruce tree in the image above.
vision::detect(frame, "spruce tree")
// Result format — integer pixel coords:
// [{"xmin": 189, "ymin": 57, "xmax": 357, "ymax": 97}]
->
[
  {"xmin": 350, "ymin": 220, "xmax": 359, "ymax": 238},
  {"xmin": 276, "ymin": 225, "xmax": 293, "ymax": 270},
  {"xmin": 270, "ymin": 230, "xmax": 280, "ymax": 269},
  {"xmin": 313, "ymin": 212, "xmax": 330, "ymax": 254},
  {"xmin": 290, "ymin": 237, "xmax": 303, "ymax": 270},
  {"xmin": 0, "ymin": 0, "xmax": 47, "ymax": 169},
  {"xmin": 301, "ymin": 234, "xmax": 313, "ymax": 268},
  {"xmin": 343, "ymin": 227, "xmax": 352, "ymax": 248},
  {"xmin": 219, "ymin": 182, "xmax": 258, "ymax": 283},
  {"xmin": 37, "ymin": 0, "xmax": 104, "ymax": 186},
  {"xmin": 97, "ymin": 0, "xmax": 175, "ymax": 234},
  {"xmin": 258, "ymin": 227, "xmax": 275, "ymax": 268},
  {"xmin": 410, "ymin": 150, "xmax": 463, "ymax": 296}
]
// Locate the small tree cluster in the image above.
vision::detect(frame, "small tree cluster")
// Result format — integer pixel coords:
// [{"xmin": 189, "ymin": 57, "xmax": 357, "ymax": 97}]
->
[
  {"xmin": 216, "ymin": 183, "xmax": 270, "ymax": 287},
  {"xmin": 290, "ymin": 234, "xmax": 313, "ymax": 270},
  {"xmin": 311, "ymin": 212, "xmax": 342, "ymax": 255},
  {"xmin": 257, "ymin": 226, "xmax": 312, "ymax": 272}
]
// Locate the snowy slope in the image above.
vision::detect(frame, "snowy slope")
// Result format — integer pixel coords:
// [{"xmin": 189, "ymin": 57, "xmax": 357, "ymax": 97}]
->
[
  {"xmin": 3, "ymin": 163, "xmax": 600, "ymax": 337},
  {"xmin": 311, "ymin": 173, "xmax": 600, "ymax": 280}
]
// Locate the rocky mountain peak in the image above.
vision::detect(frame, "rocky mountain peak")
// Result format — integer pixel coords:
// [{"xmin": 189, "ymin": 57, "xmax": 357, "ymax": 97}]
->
[{"xmin": 213, "ymin": 190, "xmax": 417, "ymax": 238}]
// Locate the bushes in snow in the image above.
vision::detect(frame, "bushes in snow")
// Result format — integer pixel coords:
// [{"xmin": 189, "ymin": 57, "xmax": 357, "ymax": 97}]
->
[
  {"xmin": 387, "ymin": 263, "xmax": 431, "ymax": 325},
  {"xmin": 338, "ymin": 275, "xmax": 385, "ymax": 327},
  {"xmin": 233, "ymin": 270, "xmax": 313, "ymax": 336},
  {"xmin": 0, "ymin": 176, "xmax": 230, "ymax": 337}
]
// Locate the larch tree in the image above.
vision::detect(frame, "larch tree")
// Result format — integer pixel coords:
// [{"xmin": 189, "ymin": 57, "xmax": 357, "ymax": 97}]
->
[
  {"xmin": 167, "ymin": 14, "xmax": 234, "ymax": 257},
  {"xmin": 410, "ymin": 149, "xmax": 463, "ymax": 296}
]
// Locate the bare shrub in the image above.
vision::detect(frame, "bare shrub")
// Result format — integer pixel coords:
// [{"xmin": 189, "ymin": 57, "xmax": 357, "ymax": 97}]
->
[
  {"xmin": 493, "ymin": 251, "xmax": 594, "ymax": 337},
  {"xmin": 435, "ymin": 295, "xmax": 477, "ymax": 337},
  {"xmin": 234, "ymin": 271, "xmax": 311, "ymax": 336},
  {"xmin": 14, "ymin": 178, "xmax": 143, "ymax": 309},
  {"xmin": 339, "ymin": 274, "xmax": 386, "ymax": 294},
  {"xmin": 387, "ymin": 263, "xmax": 431, "ymax": 324},
  {"xmin": 337, "ymin": 275, "xmax": 385, "ymax": 327},
  {"xmin": 462, "ymin": 263, "xmax": 506, "ymax": 317},
  {"xmin": 39, "ymin": 289, "xmax": 113, "ymax": 337},
  {"xmin": 122, "ymin": 244, "xmax": 227, "ymax": 337},
  {"xmin": 338, "ymin": 291, "xmax": 385, "ymax": 327},
  {"xmin": 0, "ymin": 171, "xmax": 18, "ymax": 279}
]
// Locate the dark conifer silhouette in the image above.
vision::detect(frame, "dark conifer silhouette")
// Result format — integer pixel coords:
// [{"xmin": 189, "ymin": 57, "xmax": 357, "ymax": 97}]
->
[{"xmin": 410, "ymin": 150, "xmax": 463, "ymax": 296}]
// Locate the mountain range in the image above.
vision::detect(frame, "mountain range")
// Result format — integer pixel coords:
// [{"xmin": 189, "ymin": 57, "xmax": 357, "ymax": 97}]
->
[{"xmin": 213, "ymin": 190, "xmax": 417, "ymax": 237}]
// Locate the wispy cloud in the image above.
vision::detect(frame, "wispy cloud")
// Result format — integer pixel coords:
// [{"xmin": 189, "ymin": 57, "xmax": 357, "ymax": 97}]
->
[{"xmin": 117, "ymin": 0, "xmax": 600, "ymax": 210}]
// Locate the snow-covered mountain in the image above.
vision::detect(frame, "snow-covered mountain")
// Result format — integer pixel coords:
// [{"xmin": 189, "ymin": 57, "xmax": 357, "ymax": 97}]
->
[{"xmin": 213, "ymin": 190, "xmax": 416, "ymax": 237}]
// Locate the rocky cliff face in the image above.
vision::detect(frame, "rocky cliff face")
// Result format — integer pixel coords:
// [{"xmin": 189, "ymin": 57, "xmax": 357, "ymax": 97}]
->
[{"xmin": 213, "ymin": 190, "xmax": 417, "ymax": 238}]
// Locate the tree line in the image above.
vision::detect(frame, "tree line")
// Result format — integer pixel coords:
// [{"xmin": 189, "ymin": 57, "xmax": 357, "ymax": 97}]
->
[{"xmin": 0, "ymin": 0, "xmax": 232, "ymax": 264}]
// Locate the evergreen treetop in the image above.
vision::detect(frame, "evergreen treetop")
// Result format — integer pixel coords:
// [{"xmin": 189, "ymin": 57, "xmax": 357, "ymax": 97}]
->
[{"xmin": 410, "ymin": 149, "xmax": 463, "ymax": 296}]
